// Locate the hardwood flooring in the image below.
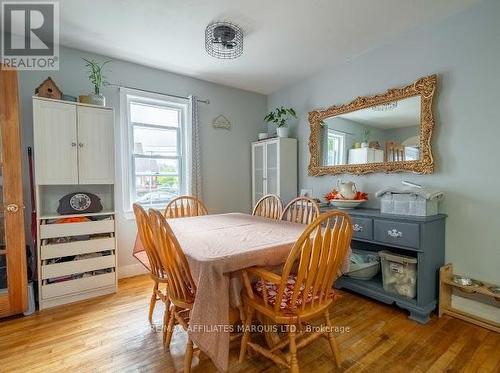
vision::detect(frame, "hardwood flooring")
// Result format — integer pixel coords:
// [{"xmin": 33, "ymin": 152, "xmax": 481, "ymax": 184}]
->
[{"xmin": 0, "ymin": 275, "xmax": 498, "ymax": 372}]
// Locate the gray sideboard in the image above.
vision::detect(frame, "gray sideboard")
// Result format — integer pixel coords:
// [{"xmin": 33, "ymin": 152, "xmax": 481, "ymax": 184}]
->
[{"xmin": 327, "ymin": 208, "xmax": 446, "ymax": 323}]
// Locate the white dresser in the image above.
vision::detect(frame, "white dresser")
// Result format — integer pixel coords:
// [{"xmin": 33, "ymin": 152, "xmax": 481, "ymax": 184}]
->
[
  {"xmin": 251, "ymin": 137, "xmax": 297, "ymax": 206},
  {"xmin": 33, "ymin": 97, "xmax": 117, "ymax": 309},
  {"xmin": 348, "ymin": 147, "xmax": 384, "ymax": 164}
]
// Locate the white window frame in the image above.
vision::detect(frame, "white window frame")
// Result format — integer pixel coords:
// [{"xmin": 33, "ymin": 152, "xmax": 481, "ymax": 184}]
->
[
  {"xmin": 327, "ymin": 129, "xmax": 346, "ymax": 165},
  {"xmin": 120, "ymin": 88, "xmax": 192, "ymax": 212}
]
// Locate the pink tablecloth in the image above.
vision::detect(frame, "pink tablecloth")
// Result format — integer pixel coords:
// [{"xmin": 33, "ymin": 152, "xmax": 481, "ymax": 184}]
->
[{"xmin": 134, "ymin": 213, "xmax": 305, "ymax": 371}]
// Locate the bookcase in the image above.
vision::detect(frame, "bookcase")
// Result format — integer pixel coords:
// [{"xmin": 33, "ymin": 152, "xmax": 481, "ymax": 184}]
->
[{"xmin": 33, "ymin": 97, "xmax": 117, "ymax": 310}]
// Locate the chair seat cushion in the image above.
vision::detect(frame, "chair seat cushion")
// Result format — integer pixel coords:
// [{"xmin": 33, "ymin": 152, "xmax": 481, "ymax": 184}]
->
[{"xmin": 252, "ymin": 275, "xmax": 328, "ymax": 310}]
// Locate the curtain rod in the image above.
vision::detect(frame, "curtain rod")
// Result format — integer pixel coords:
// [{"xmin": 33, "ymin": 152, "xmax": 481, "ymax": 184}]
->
[{"xmin": 108, "ymin": 83, "xmax": 210, "ymax": 104}]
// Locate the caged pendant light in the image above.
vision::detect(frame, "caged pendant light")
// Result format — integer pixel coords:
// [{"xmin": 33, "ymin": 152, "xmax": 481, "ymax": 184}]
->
[{"xmin": 205, "ymin": 21, "xmax": 243, "ymax": 59}]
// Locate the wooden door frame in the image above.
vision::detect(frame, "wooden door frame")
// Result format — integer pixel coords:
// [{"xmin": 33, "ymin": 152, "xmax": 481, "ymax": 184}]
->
[{"xmin": 0, "ymin": 66, "xmax": 28, "ymax": 317}]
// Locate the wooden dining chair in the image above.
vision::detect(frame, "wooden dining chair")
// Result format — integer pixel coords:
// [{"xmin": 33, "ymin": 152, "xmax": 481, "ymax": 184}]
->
[
  {"xmin": 385, "ymin": 141, "xmax": 405, "ymax": 162},
  {"xmin": 149, "ymin": 208, "xmax": 198, "ymax": 372},
  {"xmin": 132, "ymin": 204, "xmax": 170, "ymax": 342},
  {"xmin": 164, "ymin": 195, "xmax": 208, "ymax": 218},
  {"xmin": 252, "ymin": 194, "xmax": 283, "ymax": 220},
  {"xmin": 280, "ymin": 197, "xmax": 320, "ymax": 225},
  {"xmin": 239, "ymin": 211, "xmax": 353, "ymax": 372}
]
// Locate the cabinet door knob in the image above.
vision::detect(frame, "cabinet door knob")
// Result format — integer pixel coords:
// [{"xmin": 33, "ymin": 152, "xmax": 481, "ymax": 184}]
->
[
  {"xmin": 387, "ymin": 229, "xmax": 403, "ymax": 238},
  {"xmin": 78, "ymin": 143, "xmax": 84, "ymax": 148},
  {"xmin": 353, "ymin": 224, "xmax": 363, "ymax": 232},
  {"xmin": 71, "ymin": 142, "xmax": 77, "ymax": 147},
  {"xmin": 5, "ymin": 203, "xmax": 19, "ymax": 213}
]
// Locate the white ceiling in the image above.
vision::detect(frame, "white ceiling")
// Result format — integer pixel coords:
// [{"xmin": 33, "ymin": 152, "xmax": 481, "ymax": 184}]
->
[
  {"xmin": 58, "ymin": 0, "xmax": 480, "ymax": 94},
  {"xmin": 337, "ymin": 96, "xmax": 421, "ymax": 129}
]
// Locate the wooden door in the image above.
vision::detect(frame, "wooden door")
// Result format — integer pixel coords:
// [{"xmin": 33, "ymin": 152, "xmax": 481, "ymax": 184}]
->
[
  {"xmin": 77, "ymin": 106, "xmax": 114, "ymax": 184},
  {"xmin": 0, "ymin": 68, "xmax": 27, "ymax": 317},
  {"xmin": 33, "ymin": 99, "xmax": 78, "ymax": 184}
]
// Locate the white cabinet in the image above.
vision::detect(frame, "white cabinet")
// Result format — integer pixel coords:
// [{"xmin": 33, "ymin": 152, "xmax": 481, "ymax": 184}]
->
[
  {"xmin": 77, "ymin": 106, "xmax": 115, "ymax": 184},
  {"xmin": 252, "ymin": 138, "xmax": 297, "ymax": 206},
  {"xmin": 348, "ymin": 147, "xmax": 384, "ymax": 165},
  {"xmin": 32, "ymin": 97, "xmax": 117, "ymax": 310},
  {"xmin": 33, "ymin": 98, "xmax": 114, "ymax": 185},
  {"xmin": 33, "ymin": 100, "xmax": 78, "ymax": 184}
]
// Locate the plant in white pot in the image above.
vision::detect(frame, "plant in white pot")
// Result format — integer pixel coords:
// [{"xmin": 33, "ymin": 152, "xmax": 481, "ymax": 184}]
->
[
  {"xmin": 83, "ymin": 58, "xmax": 111, "ymax": 106},
  {"xmin": 264, "ymin": 106, "xmax": 297, "ymax": 138}
]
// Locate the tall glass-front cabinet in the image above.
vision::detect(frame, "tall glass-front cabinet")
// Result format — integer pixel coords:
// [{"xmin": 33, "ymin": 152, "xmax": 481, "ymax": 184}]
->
[
  {"xmin": 251, "ymin": 137, "xmax": 297, "ymax": 207},
  {"xmin": 0, "ymin": 68, "xmax": 27, "ymax": 317}
]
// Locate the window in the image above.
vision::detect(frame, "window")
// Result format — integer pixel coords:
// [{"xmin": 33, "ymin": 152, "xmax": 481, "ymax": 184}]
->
[
  {"xmin": 327, "ymin": 130, "xmax": 346, "ymax": 165},
  {"xmin": 121, "ymin": 89, "xmax": 191, "ymax": 210}
]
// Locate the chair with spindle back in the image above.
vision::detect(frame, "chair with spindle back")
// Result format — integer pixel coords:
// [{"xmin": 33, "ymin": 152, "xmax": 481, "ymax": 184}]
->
[
  {"xmin": 252, "ymin": 194, "xmax": 283, "ymax": 220},
  {"xmin": 280, "ymin": 197, "xmax": 320, "ymax": 225},
  {"xmin": 164, "ymin": 195, "xmax": 208, "ymax": 218},
  {"xmin": 385, "ymin": 141, "xmax": 405, "ymax": 162},
  {"xmin": 132, "ymin": 204, "xmax": 170, "ymax": 343},
  {"xmin": 149, "ymin": 208, "xmax": 198, "ymax": 372},
  {"xmin": 239, "ymin": 211, "xmax": 353, "ymax": 372}
]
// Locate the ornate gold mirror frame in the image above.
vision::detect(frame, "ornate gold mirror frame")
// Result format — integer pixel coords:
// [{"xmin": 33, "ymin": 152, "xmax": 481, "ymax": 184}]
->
[{"xmin": 308, "ymin": 75, "xmax": 437, "ymax": 176}]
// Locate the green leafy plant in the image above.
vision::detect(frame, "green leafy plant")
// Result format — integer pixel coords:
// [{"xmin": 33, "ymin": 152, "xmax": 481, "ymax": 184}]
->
[
  {"xmin": 83, "ymin": 58, "xmax": 111, "ymax": 95},
  {"xmin": 362, "ymin": 128, "xmax": 370, "ymax": 143},
  {"xmin": 264, "ymin": 106, "xmax": 297, "ymax": 128}
]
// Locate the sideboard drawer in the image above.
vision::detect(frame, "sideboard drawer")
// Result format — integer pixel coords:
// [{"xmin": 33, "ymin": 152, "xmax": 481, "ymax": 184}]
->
[
  {"xmin": 351, "ymin": 217, "xmax": 373, "ymax": 240},
  {"xmin": 374, "ymin": 220, "xmax": 420, "ymax": 249}
]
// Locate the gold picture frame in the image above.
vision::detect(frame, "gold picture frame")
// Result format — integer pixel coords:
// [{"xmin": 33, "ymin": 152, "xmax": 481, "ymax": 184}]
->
[{"xmin": 308, "ymin": 74, "xmax": 437, "ymax": 176}]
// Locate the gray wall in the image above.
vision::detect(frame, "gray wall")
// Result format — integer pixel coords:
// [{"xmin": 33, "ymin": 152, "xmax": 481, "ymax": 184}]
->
[
  {"xmin": 18, "ymin": 46, "xmax": 266, "ymax": 269},
  {"xmin": 268, "ymin": 0, "xmax": 500, "ymax": 284}
]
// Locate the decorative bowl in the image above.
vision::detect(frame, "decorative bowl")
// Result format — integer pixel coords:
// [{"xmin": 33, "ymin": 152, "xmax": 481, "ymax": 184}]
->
[
  {"xmin": 329, "ymin": 199, "xmax": 367, "ymax": 209},
  {"xmin": 488, "ymin": 286, "xmax": 500, "ymax": 294},
  {"xmin": 452, "ymin": 275, "xmax": 483, "ymax": 287}
]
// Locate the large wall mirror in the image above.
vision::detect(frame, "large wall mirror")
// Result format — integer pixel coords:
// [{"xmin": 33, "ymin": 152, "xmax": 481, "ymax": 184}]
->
[{"xmin": 308, "ymin": 75, "xmax": 436, "ymax": 175}]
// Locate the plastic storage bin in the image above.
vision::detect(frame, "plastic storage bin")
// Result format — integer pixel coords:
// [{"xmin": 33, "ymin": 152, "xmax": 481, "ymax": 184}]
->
[{"xmin": 379, "ymin": 250, "xmax": 417, "ymax": 299}]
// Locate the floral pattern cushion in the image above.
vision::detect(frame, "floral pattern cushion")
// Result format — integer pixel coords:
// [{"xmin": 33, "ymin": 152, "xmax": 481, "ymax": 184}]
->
[{"xmin": 252, "ymin": 275, "xmax": 321, "ymax": 310}]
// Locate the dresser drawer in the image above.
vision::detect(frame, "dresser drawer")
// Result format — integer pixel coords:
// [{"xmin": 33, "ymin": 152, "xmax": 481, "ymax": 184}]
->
[
  {"xmin": 351, "ymin": 217, "xmax": 373, "ymax": 240},
  {"xmin": 374, "ymin": 220, "xmax": 420, "ymax": 249}
]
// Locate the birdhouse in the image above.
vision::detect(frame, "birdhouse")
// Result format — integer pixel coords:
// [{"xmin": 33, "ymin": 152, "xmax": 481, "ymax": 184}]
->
[{"xmin": 35, "ymin": 77, "xmax": 62, "ymax": 100}]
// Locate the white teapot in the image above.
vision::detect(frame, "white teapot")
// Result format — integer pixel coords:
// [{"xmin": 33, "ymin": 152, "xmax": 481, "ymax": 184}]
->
[{"xmin": 337, "ymin": 180, "xmax": 357, "ymax": 200}]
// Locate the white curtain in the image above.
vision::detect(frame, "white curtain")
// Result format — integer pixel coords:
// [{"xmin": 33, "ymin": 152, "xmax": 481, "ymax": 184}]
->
[{"xmin": 189, "ymin": 96, "xmax": 202, "ymax": 198}]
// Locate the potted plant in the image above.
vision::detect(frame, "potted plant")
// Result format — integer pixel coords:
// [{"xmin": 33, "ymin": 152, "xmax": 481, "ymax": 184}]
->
[
  {"xmin": 264, "ymin": 106, "xmax": 297, "ymax": 138},
  {"xmin": 361, "ymin": 128, "xmax": 370, "ymax": 148},
  {"xmin": 83, "ymin": 58, "xmax": 111, "ymax": 106}
]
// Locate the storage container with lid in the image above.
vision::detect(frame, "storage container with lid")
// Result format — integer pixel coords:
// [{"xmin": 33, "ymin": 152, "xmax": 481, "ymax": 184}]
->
[{"xmin": 379, "ymin": 250, "xmax": 417, "ymax": 299}]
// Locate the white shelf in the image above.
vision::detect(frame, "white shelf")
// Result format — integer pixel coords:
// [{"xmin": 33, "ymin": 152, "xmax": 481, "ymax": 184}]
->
[
  {"xmin": 32, "ymin": 96, "xmax": 113, "ymax": 110},
  {"xmin": 39, "ymin": 210, "xmax": 116, "ymax": 220}
]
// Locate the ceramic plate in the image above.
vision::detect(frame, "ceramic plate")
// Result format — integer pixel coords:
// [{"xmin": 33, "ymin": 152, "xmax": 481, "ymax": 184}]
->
[{"xmin": 329, "ymin": 199, "xmax": 367, "ymax": 209}]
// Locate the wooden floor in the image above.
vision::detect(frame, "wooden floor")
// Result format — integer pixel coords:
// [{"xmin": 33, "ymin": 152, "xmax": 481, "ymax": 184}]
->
[{"xmin": 0, "ymin": 275, "xmax": 498, "ymax": 373}]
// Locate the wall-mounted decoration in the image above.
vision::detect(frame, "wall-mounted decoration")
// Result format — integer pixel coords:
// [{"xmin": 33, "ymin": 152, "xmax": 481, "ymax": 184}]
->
[
  {"xmin": 212, "ymin": 115, "xmax": 231, "ymax": 130},
  {"xmin": 35, "ymin": 77, "xmax": 62, "ymax": 99},
  {"xmin": 308, "ymin": 74, "xmax": 437, "ymax": 176}
]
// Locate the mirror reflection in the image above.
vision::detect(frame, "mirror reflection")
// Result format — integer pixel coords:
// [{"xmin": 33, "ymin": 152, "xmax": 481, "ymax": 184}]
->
[{"xmin": 321, "ymin": 96, "xmax": 421, "ymax": 166}]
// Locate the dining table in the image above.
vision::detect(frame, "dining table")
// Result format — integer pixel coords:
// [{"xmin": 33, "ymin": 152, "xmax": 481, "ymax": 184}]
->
[{"xmin": 133, "ymin": 212, "xmax": 307, "ymax": 372}]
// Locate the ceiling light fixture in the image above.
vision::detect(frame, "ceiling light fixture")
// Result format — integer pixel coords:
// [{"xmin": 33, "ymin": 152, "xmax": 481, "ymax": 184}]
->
[
  {"xmin": 372, "ymin": 101, "xmax": 398, "ymax": 112},
  {"xmin": 205, "ymin": 21, "xmax": 243, "ymax": 59}
]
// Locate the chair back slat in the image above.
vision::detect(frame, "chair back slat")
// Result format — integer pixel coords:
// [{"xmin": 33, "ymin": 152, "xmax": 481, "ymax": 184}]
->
[
  {"xmin": 275, "ymin": 211, "xmax": 352, "ymax": 313},
  {"xmin": 252, "ymin": 194, "xmax": 283, "ymax": 220},
  {"xmin": 281, "ymin": 197, "xmax": 320, "ymax": 225},
  {"xmin": 133, "ymin": 203, "xmax": 165, "ymax": 279},
  {"xmin": 149, "ymin": 208, "xmax": 196, "ymax": 306},
  {"xmin": 164, "ymin": 195, "xmax": 208, "ymax": 218}
]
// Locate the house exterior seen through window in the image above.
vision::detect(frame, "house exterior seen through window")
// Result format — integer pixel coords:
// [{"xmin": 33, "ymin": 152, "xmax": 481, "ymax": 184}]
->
[{"xmin": 121, "ymin": 89, "xmax": 191, "ymax": 210}]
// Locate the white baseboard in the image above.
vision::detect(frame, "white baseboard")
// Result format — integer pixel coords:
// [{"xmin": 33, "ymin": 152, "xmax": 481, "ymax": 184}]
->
[{"xmin": 118, "ymin": 263, "xmax": 148, "ymax": 279}]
